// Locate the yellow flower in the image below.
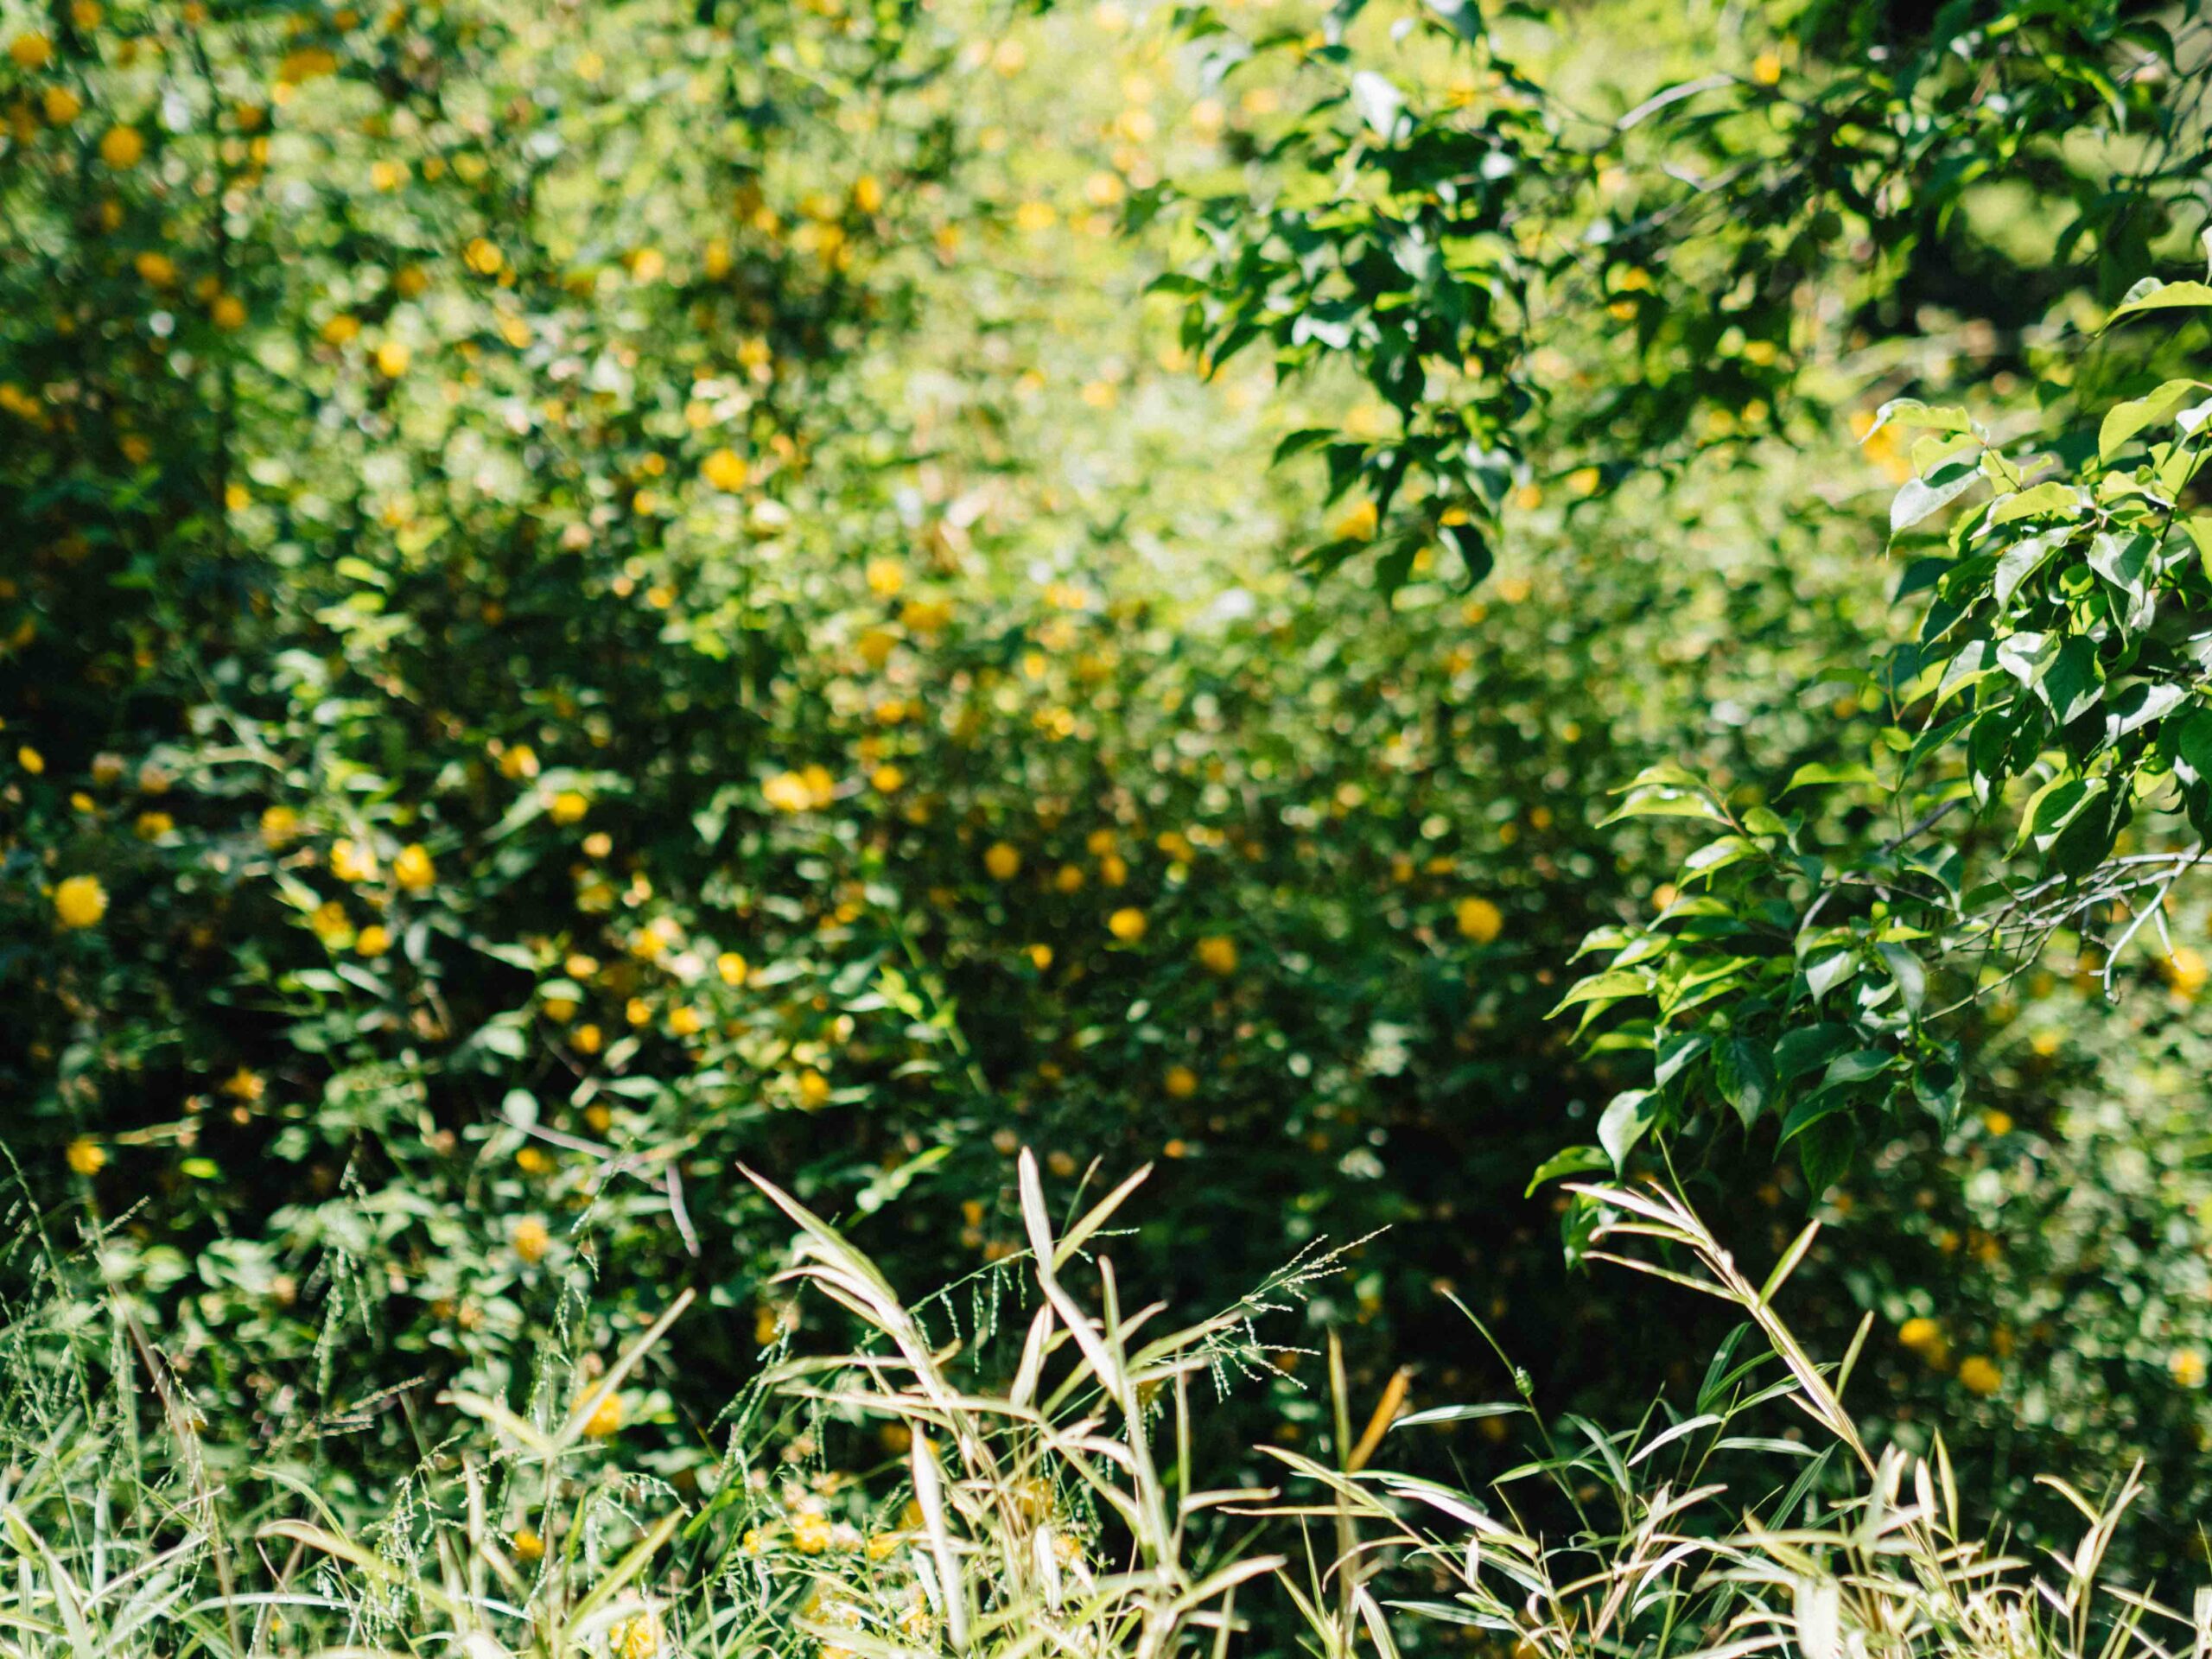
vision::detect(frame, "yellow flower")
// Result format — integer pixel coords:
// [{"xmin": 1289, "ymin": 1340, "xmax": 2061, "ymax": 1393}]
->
[
  {"xmin": 17, "ymin": 744, "xmax": 45, "ymax": 774},
  {"xmin": 374, "ymin": 339, "xmax": 410, "ymax": 378},
  {"xmin": 309, "ymin": 900, "xmax": 351, "ymax": 943},
  {"xmin": 1456, "ymin": 896, "xmax": 1503, "ymax": 944},
  {"xmin": 1750, "ymin": 50, "xmax": 1783, "ymax": 86},
  {"xmin": 716, "ymin": 951, "xmax": 748, "ymax": 987},
  {"xmin": 512, "ymin": 1528, "xmax": 545, "ymax": 1562},
  {"xmin": 2164, "ymin": 945, "xmax": 2209, "ymax": 998},
  {"xmin": 54, "ymin": 874, "xmax": 108, "ymax": 929},
  {"xmin": 462, "ymin": 237, "xmax": 504, "ymax": 276},
  {"xmin": 1332, "ymin": 499, "xmax": 1378, "ymax": 541},
  {"xmin": 1897, "ymin": 1316, "xmax": 1941, "ymax": 1352},
  {"xmin": 542, "ymin": 995, "xmax": 577, "ymax": 1023},
  {"xmin": 9, "ymin": 30, "xmax": 54, "ymax": 69},
  {"xmin": 221, "ymin": 1065, "xmax": 264, "ymax": 1103},
  {"xmin": 259, "ymin": 804, "xmax": 302, "ymax": 847},
  {"xmin": 41, "ymin": 86, "xmax": 81, "ymax": 124},
  {"xmin": 549, "ymin": 790, "xmax": 590, "ymax": 825},
  {"xmin": 666, "ymin": 1005, "xmax": 704, "ymax": 1038},
  {"xmin": 865, "ymin": 557, "xmax": 905, "ymax": 596},
  {"xmin": 1164, "ymin": 1064, "xmax": 1198, "ymax": 1098},
  {"xmin": 984, "ymin": 842, "xmax": 1021, "ymax": 880},
  {"xmin": 702, "ymin": 448, "xmax": 748, "ymax": 492},
  {"xmin": 356, "ymin": 925, "xmax": 391, "ymax": 957},
  {"xmin": 99, "ymin": 124, "xmax": 143, "ymax": 168},
  {"xmin": 2171, "ymin": 1348, "xmax": 2208, "ymax": 1389},
  {"xmin": 763, "ymin": 771, "xmax": 813, "ymax": 813},
  {"xmin": 573, "ymin": 1023, "xmax": 604, "ymax": 1055},
  {"xmin": 1053, "ymin": 862, "xmax": 1084, "ymax": 893},
  {"xmin": 870, "ymin": 764, "xmax": 905, "ymax": 793},
  {"xmin": 1026, "ymin": 943, "xmax": 1053, "ymax": 971},
  {"xmin": 798, "ymin": 1069, "xmax": 832, "ymax": 1108},
  {"xmin": 392, "ymin": 842, "xmax": 435, "ymax": 893},
  {"xmin": 66, "ymin": 1136, "xmax": 106, "ymax": 1176},
  {"xmin": 331, "ymin": 838, "xmax": 378, "ymax": 883},
  {"xmin": 211, "ymin": 294, "xmax": 246, "ymax": 330},
  {"xmin": 512, "ymin": 1217, "xmax": 551, "ymax": 1264},
  {"xmin": 134, "ymin": 810, "xmax": 173, "ymax": 840},
  {"xmin": 1108, "ymin": 906, "xmax": 1147, "ymax": 943},
  {"xmin": 581, "ymin": 1390, "xmax": 623, "ymax": 1438},
  {"xmin": 500, "ymin": 744, "xmax": 540, "ymax": 780},
  {"xmin": 1195, "ymin": 936, "xmax": 1238, "ymax": 976},
  {"xmin": 1956, "ymin": 1355, "xmax": 2002, "ymax": 1396}
]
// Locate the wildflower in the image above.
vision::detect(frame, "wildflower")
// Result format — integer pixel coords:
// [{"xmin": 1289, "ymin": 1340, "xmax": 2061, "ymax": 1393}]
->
[
  {"xmin": 54, "ymin": 874, "xmax": 108, "ymax": 929},
  {"xmin": 580, "ymin": 1390, "xmax": 622, "ymax": 1438},
  {"xmin": 550, "ymin": 790, "xmax": 590, "ymax": 825},
  {"xmin": 702, "ymin": 448, "xmax": 748, "ymax": 492},
  {"xmin": 260, "ymin": 804, "xmax": 302, "ymax": 847},
  {"xmin": 984, "ymin": 842, "xmax": 1020, "ymax": 880},
  {"xmin": 331, "ymin": 839, "xmax": 378, "ymax": 884},
  {"xmin": 512, "ymin": 1528, "xmax": 545, "ymax": 1562},
  {"xmin": 67, "ymin": 1137, "xmax": 106, "ymax": 1176},
  {"xmin": 500, "ymin": 744, "xmax": 540, "ymax": 780},
  {"xmin": 1108, "ymin": 906, "xmax": 1147, "ymax": 943},
  {"xmin": 716, "ymin": 951, "xmax": 748, "ymax": 986},
  {"xmin": 1456, "ymin": 896, "xmax": 1503, "ymax": 944},
  {"xmin": 99, "ymin": 124, "xmax": 143, "ymax": 168},
  {"xmin": 1164, "ymin": 1064, "xmax": 1198, "ymax": 1098},
  {"xmin": 1195, "ymin": 935, "xmax": 1238, "ymax": 976},
  {"xmin": 513, "ymin": 1217, "xmax": 551, "ymax": 1264},
  {"xmin": 392, "ymin": 842, "xmax": 435, "ymax": 893},
  {"xmin": 763, "ymin": 772, "xmax": 813, "ymax": 813},
  {"xmin": 1956, "ymin": 1355, "xmax": 2002, "ymax": 1396},
  {"xmin": 356, "ymin": 925, "xmax": 391, "ymax": 957}
]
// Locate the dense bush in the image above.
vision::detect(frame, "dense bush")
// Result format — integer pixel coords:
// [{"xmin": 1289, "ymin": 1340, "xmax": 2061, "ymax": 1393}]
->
[{"xmin": 5, "ymin": 0, "xmax": 2212, "ymax": 1605}]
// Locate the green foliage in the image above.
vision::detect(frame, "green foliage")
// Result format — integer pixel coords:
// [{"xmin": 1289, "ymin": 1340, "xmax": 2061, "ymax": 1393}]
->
[
  {"xmin": 1556, "ymin": 257, "xmax": 2212, "ymax": 1187},
  {"xmin": 1150, "ymin": 0, "xmax": 2205, "ymax": 583}
]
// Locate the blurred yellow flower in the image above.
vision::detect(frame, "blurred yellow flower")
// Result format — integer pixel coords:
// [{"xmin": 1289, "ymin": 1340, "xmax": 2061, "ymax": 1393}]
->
[
  {"xmin": 702, "ymin": 448, "xmax": 748, "ymax": 492},
  {"xmin": 1164, "ymin": 1064, "xmax": 1198, "ymax": 1098},
  {"xmin": 260, "ymin": 804, "xmax": 302, "ymax": 847},
  {"xmin": 716, "ymin": 950, "xmax": 748, "ymax": 986},
  {"xmin": 550, "ymin": 791, "xmax": 591, "ymax": 825},
  {"xmin": 1956, "ymin": 1355, "xmax": 2002, "ymax": 1396},
  {"xmin": 332, "ymin": 838, "xmax": 378, "ymax": 883},
  {"xmin": 99, "ymin": 124, "xmax": 143, "ymax": 168},
  {"xmin": 764, "ymin": 771, "xmax": 813, "ymax": 813},
  {"xmin": 1108, "ymin": 906, "xmax": 1147, "ymax": 942},
  {"xmin": 512, "ymin": 1217, "xmax": 550, "ymax": 1263},
  {"xmin": 1195, "ymin": 936, "xmax": 1238, "ymax": 976},
  {"xmin": 67, "ymin": 1136, "xmax": 106, "ymax": 1176},
  {"xmin": 984, "ymin": 842, "xmax": 1021, "ymax": 880},
  {"xmin": 1455, "ymin": 897, "xmax": 1503, "ymax": 944},
  {"xmin": 54, "ymin": 875, "xmax": 107, "ymax": 929},
  {"xmin": 500, "ymin": 744, "xmax": 540, "ymax": 780},
  {"xmin": 393, "ymin": 842, "xmax": 435, "ymax": 893},
  {"xmin": 356, "ymin": 925, "xmax": 392, "ymax": 957}
]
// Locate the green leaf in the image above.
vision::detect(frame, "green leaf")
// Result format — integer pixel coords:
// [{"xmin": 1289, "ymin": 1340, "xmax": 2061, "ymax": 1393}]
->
[
  {"xmin": 2103, "ymin": 278, "xmax": 2212, "ymax": 328},
  {"xmin": 1987, "ymin": 481, "xmax": 2084, "ymax": 526},
  {"xmin": 1891, "ymin": 468, "xmax": 1981, "ymax": 533},
  {"xmin": 2098, "ymin": 379, "xmax": 2209, "ymax": 461},
  {"xmin": 1714, "ymin": 1033, "xmax": 1777, "ymax": 1130},
  {"xmin": 1597, "ymin": 1089, "xmax": 1658, "ymax": 1173},
  {"xmin": 1524, "ymin": 1144, "xmax": 1610, "ymax": 1196}
]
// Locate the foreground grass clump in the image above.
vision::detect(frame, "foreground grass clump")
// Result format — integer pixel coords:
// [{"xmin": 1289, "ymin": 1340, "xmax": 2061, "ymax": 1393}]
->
[{"xmin": 0, "ymin": 1163, "xmax": 2191, "ymax": 1659}]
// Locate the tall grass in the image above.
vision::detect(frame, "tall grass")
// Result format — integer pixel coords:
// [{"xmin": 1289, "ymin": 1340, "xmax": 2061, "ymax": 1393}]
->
[{"xmin": 0, "ymin": 1165, "xmax": 2192, "ymax": 1659}]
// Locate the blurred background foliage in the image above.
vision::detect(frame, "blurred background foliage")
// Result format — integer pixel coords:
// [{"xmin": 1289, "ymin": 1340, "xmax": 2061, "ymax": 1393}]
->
[{"xmin": 4, "ymin": 0, "xmax": 2212, "ymax": 1599}]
